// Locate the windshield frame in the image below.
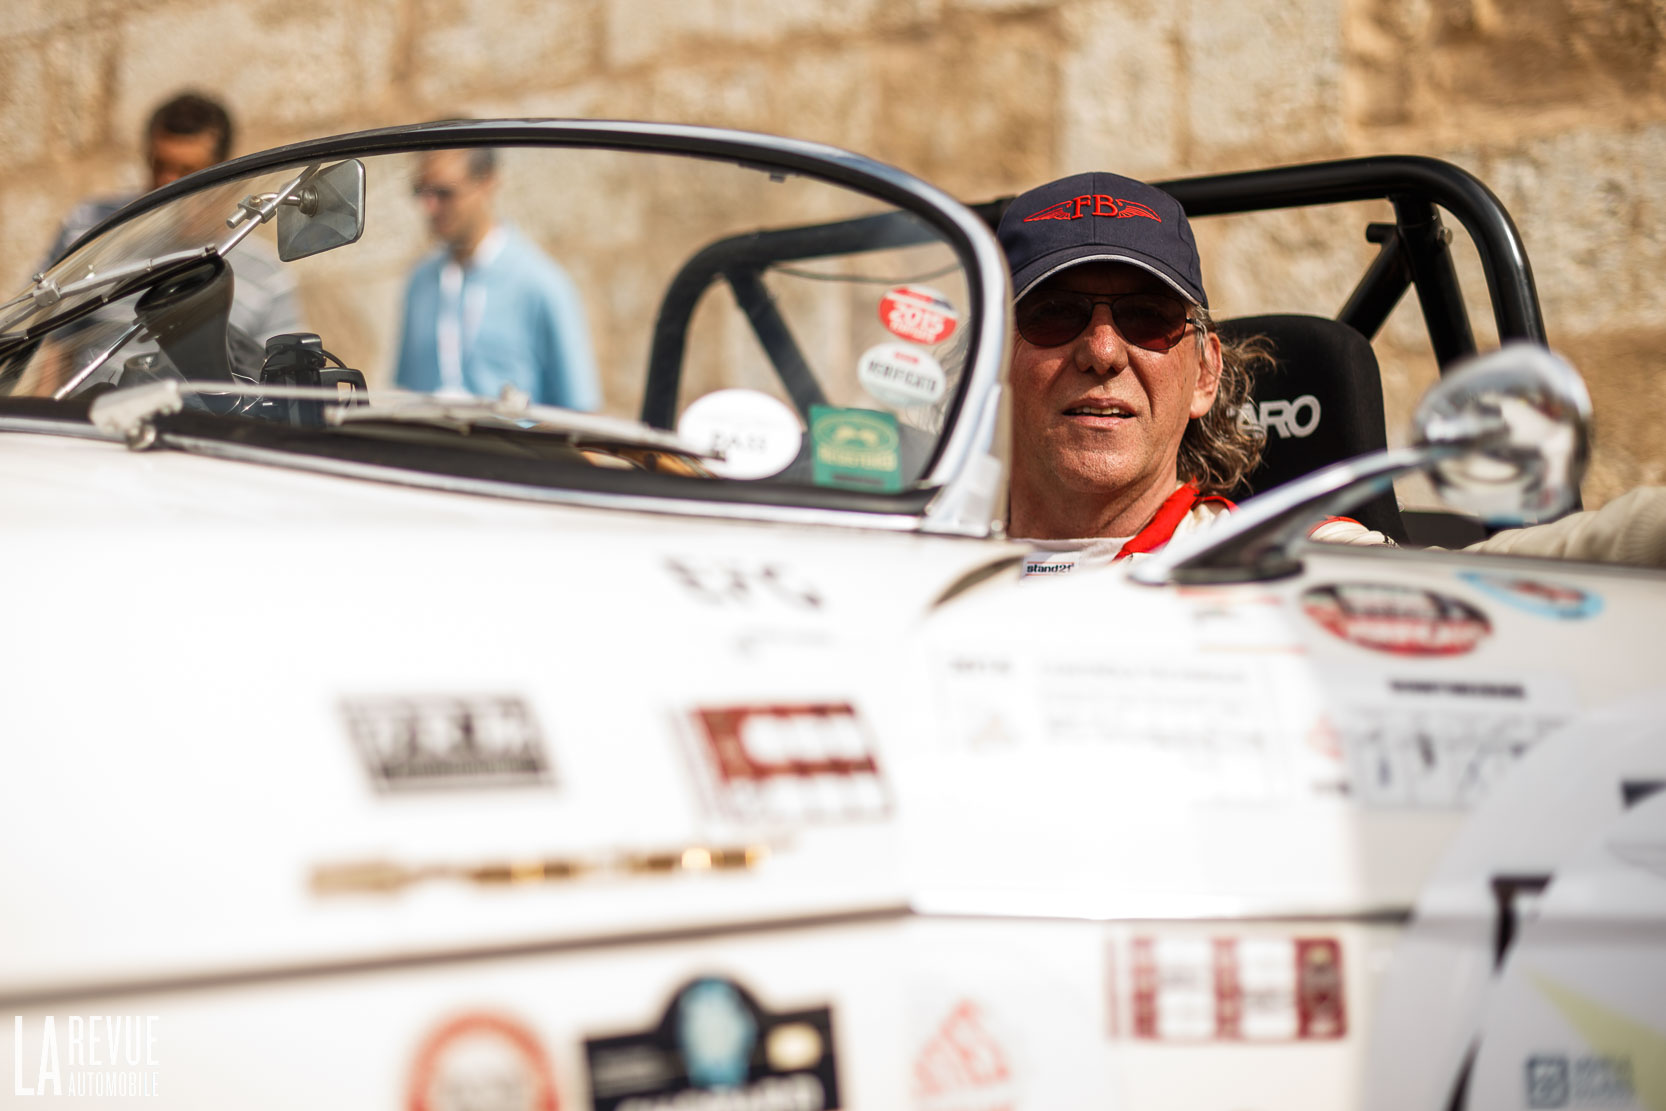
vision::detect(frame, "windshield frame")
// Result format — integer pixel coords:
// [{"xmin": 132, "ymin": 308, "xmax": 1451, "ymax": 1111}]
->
[{"xmin": 17, "ymin": 119, "xmax": 1012, "ymax": 536}]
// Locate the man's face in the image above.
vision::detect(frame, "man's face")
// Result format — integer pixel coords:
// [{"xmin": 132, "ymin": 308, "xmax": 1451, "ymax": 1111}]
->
[
  {"xmin": 1008, "ymin": 262, "xmax": 1221, "ymax": 527},
  {"xmin": 412, "ymin": 151, "xmax": 495, "ymax": 252},
  {"xmin": 147, "ymin": 130, "xmax": 220, "ymax": 189}
]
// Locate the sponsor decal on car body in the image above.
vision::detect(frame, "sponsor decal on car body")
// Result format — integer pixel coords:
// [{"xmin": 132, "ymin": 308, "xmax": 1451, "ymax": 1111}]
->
[
  {"xmin": 1301, "ymin": 582, "xmax": 1491, "ymax": 656},
  {"xmin": 342, "ymin": 695, "xmax": 553, "ymax": 792},
  {"xmin": 687, "ymin": 702, "xmax": 889, "ymax": 823},
  {"xmin": 407, "ymin": 1013, "xmax": 559, "ymax": 1111},
  {"xmin": 1459, "ymin": 571, "xmax": 1604, "ymax": 621},
  {"xmin": 1117, "ymin": 936, "xmax": 1346, "ymax": 1042},
  {"xmin": 583, "ymin": 978, "xmax": 840, "ymax": 1111}
]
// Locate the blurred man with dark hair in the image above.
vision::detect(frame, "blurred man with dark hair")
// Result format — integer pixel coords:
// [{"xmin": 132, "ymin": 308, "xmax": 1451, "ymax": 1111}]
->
[
  {"xmin": 144, "ymin": 91, "xmax": 234, "ymax": 185},
  {"xmin": 394, "ymin": 147, "xmax": 599, "ymax": 409},
  {"xmin": 38, "ymin": 89, "xmax": 301, "ymax": 345}
]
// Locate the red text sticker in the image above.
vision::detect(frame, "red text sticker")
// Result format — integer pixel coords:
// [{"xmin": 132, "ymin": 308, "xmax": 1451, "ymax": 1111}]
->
[
  {"xmin": 914, "ymin": 1000, "xmax": 1015, "ymax": 1111},
  {"xmin": 1126, "ymin": 935, "xmax": 1346, "ymax": 1042},
  {"xmin": 879, "ymin": 285, "xmax": 959, "ymax": 345},
  {"xmin": 691, "ymin": 703, "xmax": 889, "ymax": 823}
]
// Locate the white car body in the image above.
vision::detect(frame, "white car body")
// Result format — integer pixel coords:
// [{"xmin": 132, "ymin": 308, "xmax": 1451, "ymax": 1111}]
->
[{"xmin": 2, "ymin": 121, "xmax": 1662, "ymax": 1110}]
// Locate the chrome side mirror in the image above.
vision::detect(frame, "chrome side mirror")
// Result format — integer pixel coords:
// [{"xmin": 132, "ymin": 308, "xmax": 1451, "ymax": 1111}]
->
[
  {"xmin": 1131, "ymin": 343, "xmax": 1592, "ymax": 586},
  {"xmin": 1415, "ymin": 342, "xmax": 1590, "ymax": 525},
  {"xmin": 277, "ymin": 159, "xmax": 366, "ymax": 262}
]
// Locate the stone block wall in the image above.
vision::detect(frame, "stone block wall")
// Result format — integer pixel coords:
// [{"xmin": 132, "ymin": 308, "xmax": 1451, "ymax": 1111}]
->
[{"xmin": 3, "ymin": 0, "xmax": 1662, "ymax": 504}]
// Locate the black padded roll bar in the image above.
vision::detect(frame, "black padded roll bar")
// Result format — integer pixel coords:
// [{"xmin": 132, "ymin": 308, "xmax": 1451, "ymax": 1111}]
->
[{"xmin": 643, "ymin": 155, "xmax": 1545, "ymax": 427}]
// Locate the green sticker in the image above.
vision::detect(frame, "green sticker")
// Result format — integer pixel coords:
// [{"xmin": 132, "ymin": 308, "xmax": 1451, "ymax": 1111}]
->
[{"xmin": 810, "ymin": 405, "xmax": 903, "ymax": 493}]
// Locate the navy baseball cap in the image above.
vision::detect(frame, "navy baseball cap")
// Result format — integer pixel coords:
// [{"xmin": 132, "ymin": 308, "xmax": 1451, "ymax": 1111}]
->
[{"xmin": 997, "ymin": 171, "xmax": 1207, "ymax": 308}]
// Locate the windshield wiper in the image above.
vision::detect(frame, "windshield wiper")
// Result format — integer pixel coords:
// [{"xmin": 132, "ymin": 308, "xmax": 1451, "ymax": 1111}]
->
[
  {"xmin": 89, "ymin": 379, "xmax": 719, "ymax": 462},
  {"xmin": 0, "ymin": 249, "xmax": 214, "ymax": 336},
  {"xmin": 323, "ymin": 385, "xmax": 713, "ymax": 454},
  {"xmin": 0, "ymin": 164, "xmax": 323, "ymax": 345},
  {"xmin": 0, "ymin": 248, "xmax": 213, "ymax": 341}
]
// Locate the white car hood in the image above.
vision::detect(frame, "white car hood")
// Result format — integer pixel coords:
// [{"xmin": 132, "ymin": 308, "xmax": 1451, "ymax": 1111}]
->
[{"xmin": 0, "ymin": 430, "xmax": 1015, "ymax": 999}]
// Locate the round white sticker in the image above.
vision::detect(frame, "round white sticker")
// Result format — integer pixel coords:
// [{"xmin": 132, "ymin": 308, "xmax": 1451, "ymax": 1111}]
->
[
  {"xmin": 676, "ymin": 389, "xmax": 803, "ymax": 480},
  {"xmin": 857, "ymin": 342, "xmax": 946, "ymax": 408}
]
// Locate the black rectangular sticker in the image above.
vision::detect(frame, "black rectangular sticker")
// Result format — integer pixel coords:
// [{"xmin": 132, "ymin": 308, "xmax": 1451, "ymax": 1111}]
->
[{"xmin": 585, "ymin": 978, "xmax": 840, "ymax": 1111}]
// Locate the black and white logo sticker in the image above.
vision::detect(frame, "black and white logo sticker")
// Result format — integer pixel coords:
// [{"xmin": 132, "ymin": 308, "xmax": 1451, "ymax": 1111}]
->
[
  {"xmin": 342, "ymin": 695, "xmax": 553, "ymax": 792},
  {"xmin": 858, "ymin": 342, "xmax": 946, "ymax": 408}
]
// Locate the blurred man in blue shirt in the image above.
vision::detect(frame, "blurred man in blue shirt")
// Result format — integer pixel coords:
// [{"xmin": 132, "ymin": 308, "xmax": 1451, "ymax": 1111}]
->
[{"xmin": 395, "ymin": 148, "xmax": 600, "ymax": 410}]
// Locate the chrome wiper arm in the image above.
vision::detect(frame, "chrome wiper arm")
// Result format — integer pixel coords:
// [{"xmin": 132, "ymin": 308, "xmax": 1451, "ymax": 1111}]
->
[
  {"xmin": 89, "ymin": 378, "xmax": 338, "ymax": 448},
  {"xmin": 0, "ymin": 248, "xmax": 213, "ymax": 335},
  {"xmin": 326, "ymin": 386, "xmax": 718, "ymax": 457},
  {"xmin": 88, "ymin": 379, "xmax": 719, "ymax": 461},
  {"xmin": 0, "ymin": 164, "xmax": 320, "ymax": 340}
]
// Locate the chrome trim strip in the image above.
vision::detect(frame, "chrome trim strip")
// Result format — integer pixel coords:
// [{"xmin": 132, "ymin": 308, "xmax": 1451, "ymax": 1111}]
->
[
  {"xmin": 0, "ymin": 897, "xmax": 1416, "ymax": 1009},
  {"xmin": 911, "ymin": 889, "xmax": 1415, "ymax": 924},
  {"xmin": 164, "ymin": 434, "xmax": 932, "ymax": 532},
  {"xmin": 0, "ymin": 903, "xmax": 914, "ymax": 1009},
  {"xmin": 0, "ymin": 416, "xmax": 120, "ymax": 442}
]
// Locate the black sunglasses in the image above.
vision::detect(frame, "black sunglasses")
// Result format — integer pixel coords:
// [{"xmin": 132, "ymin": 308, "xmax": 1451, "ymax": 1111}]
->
[{"xmin": 1015, "ymin": 289, "xmax": 1199, "ymax": 352}]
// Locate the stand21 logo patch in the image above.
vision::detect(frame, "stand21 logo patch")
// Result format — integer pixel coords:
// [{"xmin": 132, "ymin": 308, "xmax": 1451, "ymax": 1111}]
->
[{"xmin": 584, "ymin": 978, "xmax": 840, "ymax": 1111}]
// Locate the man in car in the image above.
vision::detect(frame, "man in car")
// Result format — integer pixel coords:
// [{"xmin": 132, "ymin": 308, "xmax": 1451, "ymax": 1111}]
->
[
  {"xmin": 394, "ymin": 147, "xmax": 599, "ymax": 410},
  {"xmin": 38, "ymin": 90, "xmax": 303, "ymax": 349},
  {"xmin": 999, "ymin": 171, "xmax": 1666, "ymax": 573}
]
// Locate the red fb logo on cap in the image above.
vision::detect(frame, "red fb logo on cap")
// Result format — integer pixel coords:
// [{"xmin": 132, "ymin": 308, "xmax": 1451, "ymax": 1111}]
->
[
  {"xmin": 1024, "ymin": 194, "xmax": 1162, "ymax": 223},
  {"xmin": 878, "ymin": 285, "xmax": 960, "ymax": 345}
]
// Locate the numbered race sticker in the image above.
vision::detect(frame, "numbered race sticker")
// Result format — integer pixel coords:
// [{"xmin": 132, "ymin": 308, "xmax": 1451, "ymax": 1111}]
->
[
  {"xmin": 879, "ymin": 284, "xmax": 960, "ymax": 345},
  {"xmin": 584, "ymin": 977, "xmax": 841, "ymax": 1111},
  {"xmin": 677, "ymin": 389, "xmax": 803, "ymax": 480},
  {"xmin": 858, "ymin": 343, "xmax": 947, "ymax": 409}
]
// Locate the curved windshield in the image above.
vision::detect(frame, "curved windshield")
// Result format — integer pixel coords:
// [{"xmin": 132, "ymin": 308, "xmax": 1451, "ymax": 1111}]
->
[{"xmin": 0, "ymin": 143, "xmax": 981, "ymax": 499}]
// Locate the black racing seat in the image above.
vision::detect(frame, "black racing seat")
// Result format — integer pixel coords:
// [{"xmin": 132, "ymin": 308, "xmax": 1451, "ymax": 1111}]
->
[{"xmin": 1216, "ymin": 314, "xmax": 1407, "ymax": 544}]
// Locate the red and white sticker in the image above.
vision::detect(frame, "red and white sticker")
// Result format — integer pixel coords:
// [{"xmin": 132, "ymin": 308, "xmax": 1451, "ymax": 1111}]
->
[
  {"xmin": 858, "ymin": 342, "xmax": 946, "ymax": 408},
  {"xmin": 690, "ymin": 702, "xmax": 889, "ymax": 823},
  {"xmin": 879, "ymin": 284, "xmax": 960, "ymax": 345},
  {"xmin": 1122, "ymin": 936, "xmax": 1345, "ymax": 1042},
  {"xmin": 913, "ymin": 1000, "xmax": 1016, "ymax": 1111},
  {"xmin": 407, "ymin": 1013, "xmax": 559, "ymax": 1111},
  {"xmin": 1301, "ymin": 582, "xmax": 1491, "ymax": 656}
]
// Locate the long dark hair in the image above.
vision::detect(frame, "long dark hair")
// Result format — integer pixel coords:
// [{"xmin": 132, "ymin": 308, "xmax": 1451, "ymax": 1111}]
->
[{"xmin": 1179, "ymin": 318, "xmax": 1270, "ymax": 496}]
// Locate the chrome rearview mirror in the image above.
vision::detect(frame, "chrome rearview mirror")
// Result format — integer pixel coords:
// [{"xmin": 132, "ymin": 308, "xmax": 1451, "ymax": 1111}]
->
[
  {"xmin": 1415, "ymin": 342, "xmax": 1590, "ymax": 525},
  {"xmin": 1131, "ymin": 343, "xmax": 1593, "ymax": 586},
  {"xmin": 276, "ymin": 159, "xmax": 366, "ymax": 262}
]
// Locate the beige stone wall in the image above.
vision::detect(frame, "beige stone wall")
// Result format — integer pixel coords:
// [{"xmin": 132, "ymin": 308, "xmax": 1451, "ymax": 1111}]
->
[{"xmin": 4, "ymin": 0, "xmax": 1663, "ymax": 505}]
